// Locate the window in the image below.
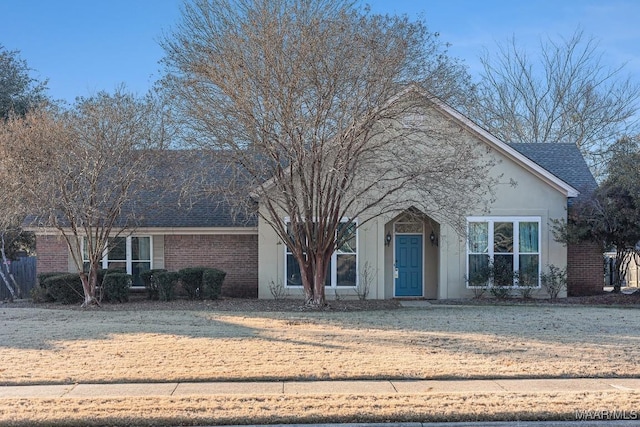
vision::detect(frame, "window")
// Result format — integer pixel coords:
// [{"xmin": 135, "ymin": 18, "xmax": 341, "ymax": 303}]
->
[
  {"xmin": 82, "ymin": 236, "xmax": 152, "ymax": 287},
  {"xmin": 285, "ymin": 219, "xmax": 357, "ymax": 288},
  {"xmin": 467, "ymin": 217, "xmax": 540, "ymax": 287}
]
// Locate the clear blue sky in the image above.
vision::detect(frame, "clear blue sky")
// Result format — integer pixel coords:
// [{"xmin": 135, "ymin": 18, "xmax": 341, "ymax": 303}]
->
[{"xmin": 1, "ymin": 0, "xmax": 639, "ymax": 105}]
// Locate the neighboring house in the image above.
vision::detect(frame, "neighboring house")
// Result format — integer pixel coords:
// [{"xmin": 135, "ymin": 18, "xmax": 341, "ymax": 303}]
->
[{"xmin": 31, "ymin": 93, "xmax": 601, "ymax": 299}]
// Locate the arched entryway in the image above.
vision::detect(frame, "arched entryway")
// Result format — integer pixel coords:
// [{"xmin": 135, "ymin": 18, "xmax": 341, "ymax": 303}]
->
[{"xmin": 385, "ymin": 211, "xmax": 439, "ymax": 299}]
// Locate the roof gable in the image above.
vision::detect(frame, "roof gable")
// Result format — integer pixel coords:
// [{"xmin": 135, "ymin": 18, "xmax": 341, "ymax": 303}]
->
[
  {"xmin": 509, "ymin": 143, "xmax": 597, "ymax": 201},
  {"xmin": 418, "ymin": 91, "xmax": 580, "ymax": 198}
]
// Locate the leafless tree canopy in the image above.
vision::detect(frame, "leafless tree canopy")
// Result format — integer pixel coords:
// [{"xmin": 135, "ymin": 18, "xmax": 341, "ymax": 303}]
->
[
  {"xmin": 469, "ymin": 30, "xmax": 640, "ymax": 176},
  {"xmin": 161, "ymin": 0, "xmax": 495, "ymax": 304},
  {"xmin": 0, "ymin": 89, "xmax": 169, "ymax": 305}
]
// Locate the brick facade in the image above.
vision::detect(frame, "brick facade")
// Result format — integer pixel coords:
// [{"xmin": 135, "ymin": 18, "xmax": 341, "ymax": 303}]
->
[
  {"xmin": 164, "ymin": 234, "xmax": 258, "ymax": 297},
  {"xmin": 567, "ymin": 241, "xmax": 603, "ymax": 296},
  {"xmin": 36, "ymin": 235, "xmax": 69, "ymax": 277}
]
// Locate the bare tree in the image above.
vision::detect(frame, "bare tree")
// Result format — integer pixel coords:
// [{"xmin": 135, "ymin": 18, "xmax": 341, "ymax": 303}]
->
[
  {"xmin": 0, "ymin": 88, "xmax": 169, "ymax": 306},
  {"xmin": 469, "ymin": 30, "xmax": 640, "ymax": 176},
  {"xmin": 0, "ymin": 45, "xmax": 48, "ymax": 299},
  {"xmin": 161, "ymin": 0, "xmax": 496, "ymax": 306}
]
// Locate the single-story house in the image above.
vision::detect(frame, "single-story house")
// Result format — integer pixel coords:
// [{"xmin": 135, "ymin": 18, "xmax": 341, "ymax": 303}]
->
[{"xmin": 31, "ymin": 90, "xmax": 601, "ymax": 299}]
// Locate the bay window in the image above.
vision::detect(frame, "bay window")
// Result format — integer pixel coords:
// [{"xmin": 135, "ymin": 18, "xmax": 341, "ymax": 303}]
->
[{"xmin": 467, "ymin": 217, "xmax": 540, "ymax": 287}]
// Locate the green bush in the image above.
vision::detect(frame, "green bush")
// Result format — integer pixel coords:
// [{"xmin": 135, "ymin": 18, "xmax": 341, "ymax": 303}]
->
[
  {"xmin": 43, "ymin": 273, "xmax": 84, "ymax": 304},
  {"xmin": 156, "ymin": 271, "xmax": 179, "ymax": 301},
  {"xmin": 102, "ymin": 273, "xmax": 131, "ymax": 303},
  {"xmin": 37, "ymin": 272, "xmax": 67, "ymax": 287},
  {"xmin": 34, "ymin": 272, "xmax": 67, "ymax": 303},
  {"xmin": 179, "ymin": 267, "xmax": 208, "ymax": 300},
  {"xmin": 30, "ymin": 284, "xmax": 54, "ymax": 303},
  {"xmin": 203, "ymin": 268, "xmax": 226, "ymax": 300},
  {"xmin": 140, "ymin": 269, "xmax": 167, "ymax": 300}
]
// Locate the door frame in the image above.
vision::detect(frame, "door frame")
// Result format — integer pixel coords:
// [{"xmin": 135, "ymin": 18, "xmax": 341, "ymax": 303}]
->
[{"xmin": 393, "ymin": 222, "xmax": 425, "ymax": 298}]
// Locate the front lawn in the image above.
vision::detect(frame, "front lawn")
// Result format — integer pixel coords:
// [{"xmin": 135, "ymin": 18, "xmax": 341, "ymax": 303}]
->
[{"xmin": 1, "ymin": 301, "xmax": 639, "ymax": 425}]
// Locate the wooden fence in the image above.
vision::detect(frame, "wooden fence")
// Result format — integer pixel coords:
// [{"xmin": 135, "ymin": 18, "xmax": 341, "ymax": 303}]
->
[{"xmin": 0, "ymin": 256, "xmax": 37, "ymax": 300}]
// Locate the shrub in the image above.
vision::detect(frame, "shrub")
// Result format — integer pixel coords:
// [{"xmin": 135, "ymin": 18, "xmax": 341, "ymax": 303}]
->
[
  {"xmin": 37, "ymin": 272, "xmax": 67, "ymax": 287},
  {"xmin": 140, "ymin": 269, "xmax": 167, "ymax": 300},
  {"xmin": 541, "ymin": 264, "xmax": 567, "ymax": 300},
  {"xmin": 34, "ymin": 272, "xmax": 67, "ymax": 303},
  {"xmin": 179, "ymin": 267, "xmax": 207, "ymax": 300},
  {"xmin": 30, "ymin": 284, "xmax": 53, "ymax": 303},
  {"xmin": 203, "ymin": 268, "xmax": 226, "ymax": 300},
  {"xmin": 156, "ymin": 271, "xmax": 179, "ymax": 301},
  {"xmin": 43, "ymin": 273, "xmax": 84, "ymax": 304},
  {"xmin": 102, "ymin": 273, "xmax": 131, "ymax": 303}
]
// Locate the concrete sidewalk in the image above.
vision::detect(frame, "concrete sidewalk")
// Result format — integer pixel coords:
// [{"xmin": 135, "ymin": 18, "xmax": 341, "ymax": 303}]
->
[{"xmin": 2, "ymin": 377, "xmax": 640, "ymax": 399}]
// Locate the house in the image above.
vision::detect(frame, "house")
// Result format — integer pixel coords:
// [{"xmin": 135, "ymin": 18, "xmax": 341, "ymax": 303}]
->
[{"xmin": 31, "ymin": 91, "xmax": 601, "ymax": 299}]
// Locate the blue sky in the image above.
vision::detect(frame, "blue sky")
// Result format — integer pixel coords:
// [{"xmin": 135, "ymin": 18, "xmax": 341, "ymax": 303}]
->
[{"xmin": 1, "ymin": 0, "xmax": 639, "ymax": 105}]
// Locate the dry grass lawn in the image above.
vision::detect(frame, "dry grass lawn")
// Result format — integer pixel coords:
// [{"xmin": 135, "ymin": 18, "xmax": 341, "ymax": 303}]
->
[{"xmin": 2, "ymin": 302, "xmax": 640, "ymax": 425}]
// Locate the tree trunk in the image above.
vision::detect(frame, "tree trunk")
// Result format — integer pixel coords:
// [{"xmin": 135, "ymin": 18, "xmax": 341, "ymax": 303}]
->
[
  {"xmin": 0, "ymin": 269, "xmax": 16, "ymax": 301},
  {"xmin": 0, "ymin": 233, "xmax": 22, "ymax": 298},
  {"xmin": 80, "ymin": 262, "xmax": 100, "ymax": 307}
]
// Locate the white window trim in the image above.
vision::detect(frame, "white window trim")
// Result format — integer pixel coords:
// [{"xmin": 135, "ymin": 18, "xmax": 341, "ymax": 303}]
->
[
  {"xmin": 81, "ymin": 235, "xmax": 153, "ymax": 286},
  {"xmin": 466, "ymin": 216, "xmax": 541, "ymax": 288},
  {"xmin": 283, "ymin": 218, "xmax": 358, "ymax": 289}
]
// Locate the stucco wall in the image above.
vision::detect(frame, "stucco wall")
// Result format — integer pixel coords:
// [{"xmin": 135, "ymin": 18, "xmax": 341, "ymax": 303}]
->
[{"xmin": 257, "ymin": 120, "xmax": 571, "ymax": 300}]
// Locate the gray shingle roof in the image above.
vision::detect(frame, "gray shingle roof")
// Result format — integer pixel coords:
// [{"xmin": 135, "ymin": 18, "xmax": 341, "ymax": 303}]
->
[
  {"xmin": 25, "ymin": 150, "xmax": 258, "ymax": 230},
  {"xmin": 510, "ymin": 143, "xmax": 597, "ymax": 200},
  {"xmin": 113, "ymin": 150, "xmax": 259, "ymax": 228}
]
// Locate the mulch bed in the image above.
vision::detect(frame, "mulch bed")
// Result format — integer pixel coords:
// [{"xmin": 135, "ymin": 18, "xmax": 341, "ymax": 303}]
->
[{"xmin": 3, "ymin": 289, "xmax": 640, "ymax": 311}]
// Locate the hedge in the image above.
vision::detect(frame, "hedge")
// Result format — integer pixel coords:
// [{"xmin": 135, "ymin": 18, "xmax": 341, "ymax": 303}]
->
[
  {"xmin": 43, "ymin": 274, "xmax": 84, "ymax": 304},
  {"xmin": 178, "ymin": 267, "xmax": 208, "ymax": 300},
  {"xmin": 140, "ymin": 269, "xmax": 168, "ymax": 300},
  {"xmin": 203, "ymin": 268, "xmax": 226, "ymax": 300},
  {"xmin": 102, "ymin": 273, "xmax": 131, "ymax": 303},
  {"xmin": 155, "ymin": 271, "xmax": 180, "ymax": 301}
]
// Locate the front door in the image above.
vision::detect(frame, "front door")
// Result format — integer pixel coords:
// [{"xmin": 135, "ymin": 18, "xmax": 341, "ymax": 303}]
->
[{"xmin": 395, "ymin": 234, "xmax": 423, "ymax": 297}]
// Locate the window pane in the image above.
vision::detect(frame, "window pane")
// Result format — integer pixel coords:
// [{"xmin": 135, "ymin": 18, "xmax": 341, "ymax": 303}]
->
[
  {"xmin": 494, "ymin": 222, "xmax": 513, "ymax": 253},
  {"xmin": 336, "ymin": 254, "xmax": 356, "ymax": 287},
  {"xmin": 468, "ymin": 254, "xmax": 490, "ymax": 285},
  {"xmin": 108, "ymin": 237, "xmax": 126, "ymax": 261},
  {"xmin": 468, "ymin": 222, "xmax": 488, "ymax": 253},
  {"xmin": 286, "ymin": 254, "xmax": 302, "ymax": 286},
  {"xmin": 519, "ymin": 222, "xmax": 539, "ymax": 253},
  {"xmin": 132, "ymin": 262, "xmax": 151, "ymax": 287},
  {"xmin": 519, "ymin": 255, "xmax": 539, "ymax": 286},
  {"xmin": 493, "ymin": 254, "xmax": 514, "ymax": 286},
  {"xmin": 107, "ymin": 261, "xmax": 126, "ymax": 272},
  {"xmin": 395, "ymin": 222, "xmax": 422, "ymax": 233},
  {"xmin": 324, "ymin": 261, "xmax": 331, "ymax": 287},
  {"xmin": 132, "ymin": 237, "xmax": 151, "ymax": 261},
  {"xmin": 338, "ymin": 222, "xmax": 356, "ymax": 253}
]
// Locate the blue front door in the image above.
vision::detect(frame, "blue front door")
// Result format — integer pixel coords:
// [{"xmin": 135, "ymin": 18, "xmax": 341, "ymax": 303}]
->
[{"xmin": 395, "ymin": 234, "xmax": 423, "ymax": 297}]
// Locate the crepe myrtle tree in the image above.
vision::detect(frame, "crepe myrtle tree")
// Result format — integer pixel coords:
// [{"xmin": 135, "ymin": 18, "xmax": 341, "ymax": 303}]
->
[
  {"xmin": 0, "ymin": 88, "xmax": 170, "ymax": 306},
  {"xmin": 161, "ymin": 0, "xmax": 496, "ymax": 306}
]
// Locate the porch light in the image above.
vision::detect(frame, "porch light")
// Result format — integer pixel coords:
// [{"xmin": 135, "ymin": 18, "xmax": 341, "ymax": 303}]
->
[
  {"xmin": 385, "ymin": 232, "xmax": 392, "ymax": 246},
  {"xmin": 430, "ymin": 231, "xmax": 439, "ymax": 247}
]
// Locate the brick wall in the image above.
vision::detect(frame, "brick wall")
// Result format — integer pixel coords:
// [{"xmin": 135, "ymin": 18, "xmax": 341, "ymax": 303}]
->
[
  {"xmin": 567, "ymin": 241, "xmax": 603, "ymax": 296},
  {"xmin": 36, "ymin": 235, "xmax": 69, "ymax": 276},
  {"xmin": 164, "ymin": 234, "xmax": 258, "ymax": 297}
]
